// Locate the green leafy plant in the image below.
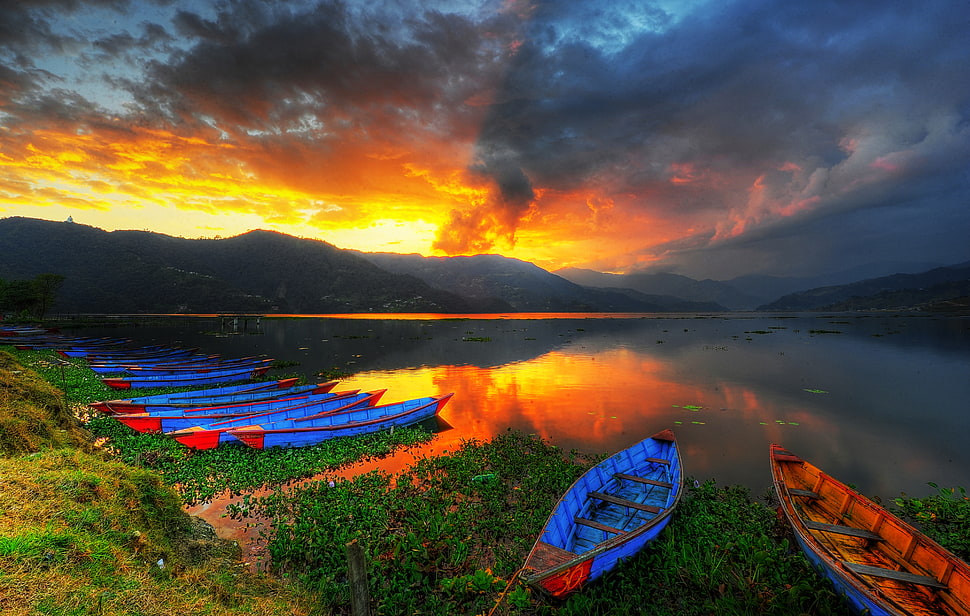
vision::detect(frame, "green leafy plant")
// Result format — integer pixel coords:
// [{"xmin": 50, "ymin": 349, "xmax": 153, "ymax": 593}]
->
[{"xmin": 893, "ymin": 483, "xmax": 970, "ymax": 560}]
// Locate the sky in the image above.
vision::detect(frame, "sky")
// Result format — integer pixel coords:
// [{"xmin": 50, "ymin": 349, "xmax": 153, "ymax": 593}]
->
[{"xmin": 2, "ymin": 0, "xmax": 969, "ymax": 280}]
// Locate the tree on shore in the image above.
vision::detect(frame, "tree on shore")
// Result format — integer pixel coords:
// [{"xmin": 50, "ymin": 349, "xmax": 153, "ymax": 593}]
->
[{"xmin": 0, "ymin": 273, "xmax": 65, "ymax": 319}]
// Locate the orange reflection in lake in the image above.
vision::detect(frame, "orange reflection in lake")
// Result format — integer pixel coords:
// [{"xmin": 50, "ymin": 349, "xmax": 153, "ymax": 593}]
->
[
  {"xmin": 342, "ymin": 348, "xmax": 732, "ymax": 457},
  {"xmin": 329, "ymin": 342, "xmax": 848, "ymax": 487}
]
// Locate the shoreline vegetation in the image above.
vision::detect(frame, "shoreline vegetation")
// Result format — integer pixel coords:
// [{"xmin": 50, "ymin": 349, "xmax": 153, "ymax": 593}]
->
[{"xmin": 1, "ymin": 344, "xmax": 968, "ymax": 615}]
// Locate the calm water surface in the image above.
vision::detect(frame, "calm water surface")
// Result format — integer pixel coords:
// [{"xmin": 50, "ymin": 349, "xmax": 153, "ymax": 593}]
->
[{"xmin": 83, "ymin": 312, "xmax": 970, "ymax": 500}]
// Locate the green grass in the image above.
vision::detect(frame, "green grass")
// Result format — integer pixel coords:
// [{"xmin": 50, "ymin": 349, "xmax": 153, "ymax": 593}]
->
[{"xmin": 85, "ymin": 413, "xmax": 434, "ymax": 504}]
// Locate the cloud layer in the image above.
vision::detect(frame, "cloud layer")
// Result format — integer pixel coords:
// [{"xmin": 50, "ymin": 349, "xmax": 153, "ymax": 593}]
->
[{"xmin": 2, "ymin": 0, "xmax": 968, "ymax": 278}]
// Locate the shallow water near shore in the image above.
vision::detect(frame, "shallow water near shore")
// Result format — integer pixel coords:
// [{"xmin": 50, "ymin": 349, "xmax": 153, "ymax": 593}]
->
[{"xmin": 78, "ymin": 312, "xmax": 970, "ymax": 501}]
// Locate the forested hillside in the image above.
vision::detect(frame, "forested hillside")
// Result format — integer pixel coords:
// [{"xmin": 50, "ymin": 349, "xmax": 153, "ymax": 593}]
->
[{"xmin": 0, "ymin": 217, "xmax": 472, "ymax": 314}]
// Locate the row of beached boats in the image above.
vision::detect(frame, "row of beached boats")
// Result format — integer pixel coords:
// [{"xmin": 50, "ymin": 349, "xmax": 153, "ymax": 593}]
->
[
  {"xmin": 1, "ymin": 327, "xmax": 454, "ymax": 450},
  {"xmin": 520, "ymin": 430, "xmax": 970, "ymax": 616},
  {"xmin": 92, "ymin": 379, "xmax": 454, "ymax": 450}
]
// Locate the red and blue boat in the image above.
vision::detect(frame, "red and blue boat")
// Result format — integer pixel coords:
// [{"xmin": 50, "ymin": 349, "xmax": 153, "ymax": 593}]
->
[
  {"xmin": 167, "ymin": 390, "xmax": 388, "ymax": 450},
  {"xmin": 227, "ymin": 393, "xmax": 454, "ymax": 449},
  {"xmin": 112, "ymin": 389, "xmax": 378, "ymax": 434},
  {"xmin": 89, "ymin": 380, "xmax": 334, "ymax": 414},
  {"xmin": 90, "ymin": 356, "xmax": 269, "ymax": 376},
  {"xmin": 88, "ymin": 378, "xmax": 308, "ymax": 414},
  {"xmin": 102, "ymin": 363, "xmax": 272, "ymax": 389},
  {"xmin": 520, "ymin": 429, "xmax": 683, "ymax": 598}
]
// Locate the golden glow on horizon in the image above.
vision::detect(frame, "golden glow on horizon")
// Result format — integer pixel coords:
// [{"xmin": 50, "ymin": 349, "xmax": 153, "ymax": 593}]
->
[
  {"xmin": 2, "ymin": 106, "xmax": 824, "ymax": 275},
  {"xmin": 0, "ymin": 123, "xmax": 473, "ymax": 252}
]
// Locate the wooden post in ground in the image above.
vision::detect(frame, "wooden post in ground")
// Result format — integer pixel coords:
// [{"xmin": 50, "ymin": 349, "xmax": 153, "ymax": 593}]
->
[{"xmin": 346, "ymin": 539, "xmax": 371, "ymax": 616}]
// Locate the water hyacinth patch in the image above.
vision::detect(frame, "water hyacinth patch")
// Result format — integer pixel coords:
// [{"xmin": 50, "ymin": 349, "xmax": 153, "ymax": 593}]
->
[
  {"xmin": 227, "ymin": 431, "xmax": 596, "ymax": 615},
  {"xmin": 85, "ymin": 414, "xmax": 434, "ymax": 505}
]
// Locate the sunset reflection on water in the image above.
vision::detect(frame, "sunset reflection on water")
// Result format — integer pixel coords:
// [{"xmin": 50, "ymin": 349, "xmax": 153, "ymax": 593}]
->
[
  {"xmin": 91, "ymin": 313, "xmax": 969, "ymax": 499},
  {"xmin": 154, "ymin": 312, "xmax": 970, "ymax": 567},
  {"xmin": 330, "ymin": 344, "xmax": 840, "ymax": 490}
]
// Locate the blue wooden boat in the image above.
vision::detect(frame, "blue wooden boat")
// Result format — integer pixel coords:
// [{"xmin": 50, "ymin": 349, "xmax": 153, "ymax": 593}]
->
[
  {"xmin": 90, "ymin": 356, "xmax": 269, "ymax": 375},
  {"xmin": 53, "ymin": 338, "xmax": 132, "ymax": 356},
  {"xmin": 113, "ymin": 390, "xmax": 375, "ymax": 434},
  {"xmin": 88, "ymin": 353, "xmax": 220, "ymax": 374},
  {"xmin": 519, "ymin": 429, "xmax": 683, "ymax": 598},
  {"xmin": 167, "ymin": 390, "xmax": 388, "ymax": 449},
  {"xmin": 85, "ymin": 347, "xmax": 204, "ymax": 364},
  {"xmin": 102, "ymin": 363, "xmax": 272, "ymax": 389},
  {"xmin": 88, "ymin": 378, "xmax": 306, "ymax": 414},
  {"xmin": 771, "ymin": 444, "xmax": 970, "ymax": 616},
  {"xmin": 91, "ymin": 380, "xmax": 332, "ymax": 414},
  {"xmin": 12, "ymin": 336, "xmax": 128, "ymax": 352},
  {"xmin": 227, "ymin": 393, "xmax": 454, "ymax": 449}
]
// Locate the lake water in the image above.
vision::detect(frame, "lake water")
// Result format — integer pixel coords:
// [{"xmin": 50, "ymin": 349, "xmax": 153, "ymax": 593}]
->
[{"xmin": 80, "ymin": 312, "xmax": 970, "ymax": 501}]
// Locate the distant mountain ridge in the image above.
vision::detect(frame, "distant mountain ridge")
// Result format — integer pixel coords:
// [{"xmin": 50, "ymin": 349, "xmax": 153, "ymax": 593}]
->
[
  {"xmin": 757, "ymin": 262, "xmax": 970, "ymax": 311},
  {"xmin": 353, "ymin": 252, "xmax": 726, "ymax": 312},
  {"xmin": 1, "ymin": 217, "xmax": 966, "ymax": 314},
  {"xmin": 554, "ymin": 268, "xmax": 761, "ymax": 310},
  {"xmin": 0, "ymin": 217, "xmax": 472, "ymax": 314},
  {"xmin": 554, "ymin": 261, "xmax": 953, "ymax": 310}
]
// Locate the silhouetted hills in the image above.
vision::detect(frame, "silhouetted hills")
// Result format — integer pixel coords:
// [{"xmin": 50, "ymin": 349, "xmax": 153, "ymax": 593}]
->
[
  {"xmin": 555, "ymin": 268, "xmax": 761, "ymax": 310},
  {"xmin": 2, "ymin": 217, "xmax": 966, "ymax": 314},
  {"xmin": 758, "ymin": 262, "xmax": 970, "ymax": 311},
  {"xmin": 354, "ymin": 253, "xmax": 726, "ymax": 312},
  {"xmin": 0, "ymin": 217, "xmax": 472, "ymax": 314}
]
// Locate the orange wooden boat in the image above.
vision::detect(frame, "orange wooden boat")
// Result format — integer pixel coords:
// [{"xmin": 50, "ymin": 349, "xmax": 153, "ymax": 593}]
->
[{"xmin": 770, "ymin": 444, "xmax": 970, "ymax": 616}]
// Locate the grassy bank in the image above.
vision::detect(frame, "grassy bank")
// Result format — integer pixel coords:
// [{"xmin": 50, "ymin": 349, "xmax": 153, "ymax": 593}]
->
[{"xmin": 2, "ymin": 345, "xmax": 967, "ymax": 615}]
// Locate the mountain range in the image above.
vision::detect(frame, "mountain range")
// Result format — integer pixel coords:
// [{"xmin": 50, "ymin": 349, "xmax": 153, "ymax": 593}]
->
[{"xmin": 1, "ymin": 216, "xmax": 966, "ymax": 314}]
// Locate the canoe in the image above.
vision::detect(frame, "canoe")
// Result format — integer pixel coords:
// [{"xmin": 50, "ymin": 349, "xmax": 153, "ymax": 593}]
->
[
  {"xmin": 13, "ymin": 336, "xmax": 128, "ymax": 352},
  {"xmin": 90, "ymin": 356, "xmax": 269, "ymax": 375},
  {"xmin": 770, "ymin": 444, "xmax": 970, "ymax": 616},
  {"xmin": 102, "ymin": 364, "xmax": 271, "ymax": 389},
  {"xmin": 227, "ymin": 392, "xmax": 455, "ymax": 449},
  {"xmin": 113, "ymin": 389, "xmax": 375, "ymax": 434},
  {"xmin": 520, "ymin": 429, "xmax": 684, "ymax": 599},
  {"xmin": 54, "ymin": 339, "xmax": 132, "ymax": 356},
  {"xmin": 88, "ymin": 353, "xmax": 222, "ymax": 373},
  {"xmin": 88, "ymin": 378, "xmax": 306, "ymax": 414},
  {"xmin": 91, "ymin": 380, "xmax": 333, "ymax": 415},
  {"xmin": 108, "ymin": 357, "xmax": 270, "ymax": 373},
  {"xmin": 167, "ymin": 390, "xmax": 389, "ymax": 450},
  {"xmin": 84, "ymin": 346, "xmax": 196, "ymax": 360}
]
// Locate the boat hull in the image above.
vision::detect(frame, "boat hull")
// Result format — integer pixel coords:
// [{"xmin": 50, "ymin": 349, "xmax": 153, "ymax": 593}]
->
[
  {"xmin": 89, "ymin": 378, "xmax": 306, "ymax": 414},
  {"xmin": 102, "ymin": 365, "xmax": 270, "ymax": 389},
  {"xmin": 113, "ymin": 390, "xmax": 367, "ymax": 433},
  {"xmin": 167, "ymin": 390, "xmax": 387, "ymax": 449},
  {"xmin": 770, "ymin": 444, "xmax": 970, "ymax": 616},
  {"xmin": 228, "ymin": 393, "xmax": 454, "ymax": 449},
  {"xmin": 521, "ymin": 429, "xmax": 684, "ymax": 598}
]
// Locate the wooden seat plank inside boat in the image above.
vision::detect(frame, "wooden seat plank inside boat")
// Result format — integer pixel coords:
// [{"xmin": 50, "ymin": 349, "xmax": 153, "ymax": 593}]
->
[
  {"xmin": 804, "ymin": 520, "xmax": 884, "ymax": 541},
  {"xmin": 589, "ymin": 491, "xmax": 662, "ymax": 514},
  {"xmin": 789, "ymin": 488, "xmax": 820, "ymax": 499},
  {"xmin": 614, "ymin": 472, "xmax": 673, "ymax": 489},
  {"xmin": 574, "ymin": 516, "xmax": 626, "ymax": 535},
  {"xmin": 645, "ymin": 457, "xmax": 670, "ymax": 465},
  {"xmin": 842, "ymin": 562, "xmax": 947, "ymax": 589}
]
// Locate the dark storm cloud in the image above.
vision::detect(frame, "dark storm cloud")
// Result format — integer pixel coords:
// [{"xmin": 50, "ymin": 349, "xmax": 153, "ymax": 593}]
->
[
  {"xmin": 128, "ymin": 1, "xmax": 515, "ymax": 136},
  {"xmin": 450, "ymin": 0, "xmax": 970, "ymax": 275},
  {"xmin": 4, "ymin": 0, "xmax": 968, "ymax": 277}
]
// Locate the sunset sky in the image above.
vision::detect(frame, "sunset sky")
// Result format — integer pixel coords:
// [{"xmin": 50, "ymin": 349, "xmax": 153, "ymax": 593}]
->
[{"xmin": 2, "ymin": 0, "xmax": 968, "ymax": 279}]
